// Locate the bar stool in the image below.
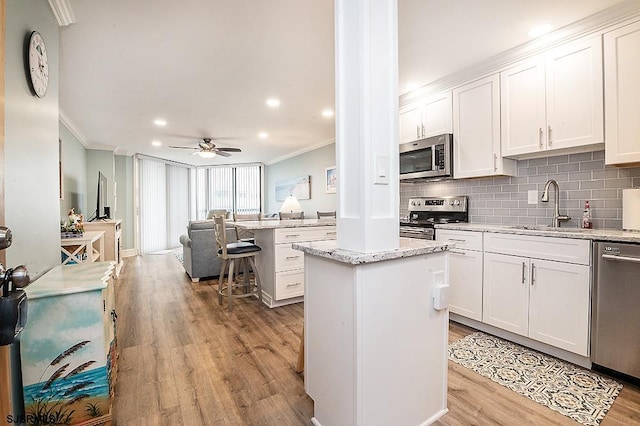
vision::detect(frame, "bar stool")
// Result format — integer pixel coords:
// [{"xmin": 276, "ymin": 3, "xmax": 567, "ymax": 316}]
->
[
  {"xmin": 279, "ymin": 211, "xmax": 304, "ymax": 220},
  {"xmin": 316, "ymin": 211, "xmax": 336, "ymax": 219},
  {"xmin": 232, "ymin": 212, "xmax": 262, "ymax": 242},
  {"xmin": 213, "ymin": 216, "xmax": 263, "ymax": 313}
]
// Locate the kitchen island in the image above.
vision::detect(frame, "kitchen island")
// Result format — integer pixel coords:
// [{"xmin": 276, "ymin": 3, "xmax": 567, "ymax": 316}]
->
[
  {"xmin": 231, "ymin": 219, "xmax": 336, "ymax": 307},
  {"xmin": 292, "ymin": 238, "xmax": 451, "ymax": 426}
]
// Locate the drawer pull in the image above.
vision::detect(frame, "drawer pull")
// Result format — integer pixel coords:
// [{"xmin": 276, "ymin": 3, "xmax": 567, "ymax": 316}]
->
[
  {"xmin": 538, "ymin": 127, "xmax": 543, "ymax": 148},
  {"xmin": 326, "ymin": 231, "xmax": 337, "ymax": 235},
  {"xmin": 286, "ymin": 282, "xmax": 302, "ymax": 287},
  {"xmin": 285, "ymin": 255, "xmax": 301, "ymax": 260},
  {"xmin": 285, "ymin": 234, "xmax": 301, "ymax": 238},
  {"xmin": 449, "ymin": 249, "xmax": 466, "ymax": 255},
  {"xmin": 448, "ymin": 238, "xmax": 466, "ymax": 242}
]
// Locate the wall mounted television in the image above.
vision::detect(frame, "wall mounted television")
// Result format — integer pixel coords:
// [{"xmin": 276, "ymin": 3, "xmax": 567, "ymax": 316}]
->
[{"xmin": 94, "ymin": 171, "xmax": 109, "ymax": 221}]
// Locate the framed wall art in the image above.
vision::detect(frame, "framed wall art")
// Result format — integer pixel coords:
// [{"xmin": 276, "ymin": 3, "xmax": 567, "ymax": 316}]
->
[
  {"xmin": 325, "ymin": 166, "xmax": 336, "ymax": 194},
  {"xmin": 275, "ymin": 175, "xmax": 311, "ymax": 201}
]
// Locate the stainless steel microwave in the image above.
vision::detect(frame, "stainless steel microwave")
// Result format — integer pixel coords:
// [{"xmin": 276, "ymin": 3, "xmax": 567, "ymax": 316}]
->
[{"xmin": 399, "ymin": 133, "xmax": 453, "ymax": 180}]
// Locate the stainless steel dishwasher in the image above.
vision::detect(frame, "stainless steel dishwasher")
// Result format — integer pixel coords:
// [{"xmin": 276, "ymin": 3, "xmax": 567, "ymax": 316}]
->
[{"xmin": 591, "ymin": 241, "xmax": 640, "ymax": 380}]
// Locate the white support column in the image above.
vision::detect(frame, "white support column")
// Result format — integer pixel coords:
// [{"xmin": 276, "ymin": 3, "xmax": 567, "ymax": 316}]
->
[{"xmin": 335, "ymin": 0, "xmax": 399, "ymax": 253}]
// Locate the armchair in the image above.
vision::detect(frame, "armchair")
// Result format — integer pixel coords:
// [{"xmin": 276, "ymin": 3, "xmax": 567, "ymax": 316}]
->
[{"xmin": 179, "ymin": 219, "xmax": 236, "ymax": 282}]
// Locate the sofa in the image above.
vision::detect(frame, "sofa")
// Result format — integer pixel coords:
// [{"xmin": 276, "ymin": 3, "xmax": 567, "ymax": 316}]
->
[{"xmin": 179, "ymin": 219, "xmax": 236, "ymax": 282}]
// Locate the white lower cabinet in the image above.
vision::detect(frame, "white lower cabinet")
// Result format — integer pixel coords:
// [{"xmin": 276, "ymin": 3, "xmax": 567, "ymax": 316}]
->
[
  {"xmin": 483, "ymin": 233, "xmax": 591, "ymax": 356},
  {"xmin": 483, "ymin": 252, "xmax": 530, "ymax": 335},
  {"xmin": 436, "ymin": 229, "xmax": 483, "ymax": 321},
  {"xmin": 255, "ymin": 225, "xmax": 336, "ymax": 307}
]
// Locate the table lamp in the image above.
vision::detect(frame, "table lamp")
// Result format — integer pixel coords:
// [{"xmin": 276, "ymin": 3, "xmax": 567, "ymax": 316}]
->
[{"xmin": 280, "ymin": 195, "xmax": 302, "ymax": 214}]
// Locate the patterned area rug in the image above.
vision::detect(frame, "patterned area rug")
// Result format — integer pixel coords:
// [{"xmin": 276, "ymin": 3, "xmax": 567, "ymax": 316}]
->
[
  {"xmin": 448, "ymin": 332, "xmax": 623, "ymax": 426},
  {"xmin": 173, "ymin": 249, "xmax": 183, "ymax": 265}
]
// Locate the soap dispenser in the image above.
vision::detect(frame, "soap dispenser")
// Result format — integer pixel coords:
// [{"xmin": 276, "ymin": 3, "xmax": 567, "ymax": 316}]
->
[{"xmin": 581, "ymin": 200, "xmax": 593, "ymax": 229}]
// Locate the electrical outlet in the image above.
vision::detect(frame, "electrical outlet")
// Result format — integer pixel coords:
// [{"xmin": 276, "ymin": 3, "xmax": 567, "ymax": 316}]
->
[{"xmin": 528, "ymin": 190, "xmax": 538, "ymax": 205}]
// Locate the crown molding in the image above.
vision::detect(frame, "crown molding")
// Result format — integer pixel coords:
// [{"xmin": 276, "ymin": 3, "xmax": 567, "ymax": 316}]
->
[
  {"xmin": 265, "ymin": 138, "xmax": 335, "ymax": 166},
  {"xmin": 59, "ymin": 109, "xmax": 89, "ymax": 147},
  {"xmin": 400, "ymin": 0, "xmax": 640, "ymax": 106},
  {"xmin": 47, "ymin": 0, "xmax": 75, "ymax": 26}
]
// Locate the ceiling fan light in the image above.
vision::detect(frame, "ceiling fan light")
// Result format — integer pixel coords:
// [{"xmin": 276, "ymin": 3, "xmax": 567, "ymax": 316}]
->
[{"xmin": 198, "ymin": 151, "xmax": 216, "ymax": 158}]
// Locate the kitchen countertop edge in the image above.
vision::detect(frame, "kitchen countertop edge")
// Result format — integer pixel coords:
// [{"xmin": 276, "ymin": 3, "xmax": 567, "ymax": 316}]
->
[
  {"xmin": 292, "ymin": 238, "xmax": 450, "ymax": 265},
  {"xmin": 231, "ymin": 219, "xmax": 336, "ymax": 230},
  {"xmin": 435, "ymin": 223, "xmax": 640, "ymax": 243}
]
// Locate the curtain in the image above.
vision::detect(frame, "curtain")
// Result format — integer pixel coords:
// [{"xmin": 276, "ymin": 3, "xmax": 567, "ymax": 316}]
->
[
  {"xmin": 138, "ymin": 157, "xmax": 192, "ymax": 253},
  {"xmin": 197, "ymin": 164, "xmax": 262, "ymax": 217},
  {"xmin": 208, "ymin": 167, "xmax": 234, "ymax": 213},
  {"xmin": 139, "ymin": 158, "xmax": 167, "ymax": 253},
  {"xmin": 167, "ymin": 164, "xmax": 190, "ymax": 248},
  {"xmin": 138, "ymin": 158, "xmax": 262, "ymax": 252},
  {"xmin": 235, "ymin": 165, "xmax": 261, "ymax": 214}
]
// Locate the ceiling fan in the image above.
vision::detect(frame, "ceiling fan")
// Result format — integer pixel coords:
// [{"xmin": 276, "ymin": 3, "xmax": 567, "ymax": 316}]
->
[{"xmin": 169, "ymin": 138, "xmax": 241, "ymax": 158}]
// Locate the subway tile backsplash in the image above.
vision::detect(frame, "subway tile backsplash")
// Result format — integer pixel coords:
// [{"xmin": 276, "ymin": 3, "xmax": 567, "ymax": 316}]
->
[{"xmin": 400, "ymin": 150, "xmax": 640, "ymax": 230}]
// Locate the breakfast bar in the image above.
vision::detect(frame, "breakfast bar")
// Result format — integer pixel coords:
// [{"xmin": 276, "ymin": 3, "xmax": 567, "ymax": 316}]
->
[{"xmin": 231, "ymin": 219, "xmax": 336, "ymax": 307}]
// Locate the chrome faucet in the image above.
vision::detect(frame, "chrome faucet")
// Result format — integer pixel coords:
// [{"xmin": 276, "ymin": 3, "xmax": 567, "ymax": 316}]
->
[{"xmin": 541, "ymin": 179, "xmax": 571, "ymax": 227}]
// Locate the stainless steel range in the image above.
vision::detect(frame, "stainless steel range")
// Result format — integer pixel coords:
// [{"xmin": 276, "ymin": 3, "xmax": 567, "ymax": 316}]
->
[{"xmin": 400, "ymin": 196, "xmax": 469, "ymax": 240}]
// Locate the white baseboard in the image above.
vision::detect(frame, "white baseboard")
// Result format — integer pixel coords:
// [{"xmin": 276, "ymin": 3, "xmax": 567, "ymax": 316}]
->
[{"xmin": 121, "ymin": 248, "xmax": 138, "ymax": 258}]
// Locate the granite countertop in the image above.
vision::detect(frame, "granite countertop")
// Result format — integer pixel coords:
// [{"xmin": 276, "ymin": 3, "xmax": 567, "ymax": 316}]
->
[
  {"xmin": 26, "ymin": 261, "xmax": 115, "ymax": 299},
  {"xmin": 435, "ymin": 223, "xmax": 640, "ymax": 243},
  {"xmin": 291, "ymin": 238, "xmax": 450, "ymax": 265},
  {"xmin": 231, "ymin": 218, "xmax": 336, "ymax": 230}
]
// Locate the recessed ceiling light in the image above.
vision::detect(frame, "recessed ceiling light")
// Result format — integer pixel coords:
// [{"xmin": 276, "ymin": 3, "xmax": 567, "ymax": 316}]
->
[
  {"xmin": 258, "ymin": 132, "xmax": 269, "ymax": 139},
  {"xmin": 528, "ymin": 23, "xmax": 553, "ymax": 38},
  {"xmin": 153, "ymin": 119, "xmax": 167, "ymax": 126},
  {"xmin": 321, "ymin": 109, "xmax": 334, "ymax": 118},
  {"xmin": 151, "ymin": 140, "xmax": 162, "ymax": 147},
  {"xmin": 266, "ymin": 98, "xmax": 281, "ymax": 108}
]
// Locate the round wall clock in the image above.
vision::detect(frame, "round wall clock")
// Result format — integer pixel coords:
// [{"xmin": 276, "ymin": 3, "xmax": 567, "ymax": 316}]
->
[{"xmin": 28, "ymin": 31, "xmax": 49, "ymax": 98}]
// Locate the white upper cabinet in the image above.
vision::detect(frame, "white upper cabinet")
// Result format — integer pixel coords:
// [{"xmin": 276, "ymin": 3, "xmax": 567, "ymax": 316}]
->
[
  {"xmin": 604, "ymin": 20, "xmax": 640, "ymax": 165},
  {"xmin": 501, "ymin": 36, "xmax": 604, "ymax": 158},
  {"xmin": 453, "ymin": 74, "xmax": 516, "ymax": 178},
  {"xmin": 399, "ymin": 91, "xmax": 452, "ymax": 144}
]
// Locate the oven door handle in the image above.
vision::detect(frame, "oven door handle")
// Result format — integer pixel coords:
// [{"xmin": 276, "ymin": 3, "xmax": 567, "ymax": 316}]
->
[
  {"xmin": 399, "ymin": 227, "xmax": 433, "ymax": 238},
  {"xmin": 400, "ymin": 228, "xmax": 428, "ymax": 235}
]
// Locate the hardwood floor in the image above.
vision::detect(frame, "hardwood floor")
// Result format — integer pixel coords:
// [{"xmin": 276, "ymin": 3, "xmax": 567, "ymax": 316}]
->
[{"xmin": 113, "ymin": 253, "xmax": 640, "ymax": 425}]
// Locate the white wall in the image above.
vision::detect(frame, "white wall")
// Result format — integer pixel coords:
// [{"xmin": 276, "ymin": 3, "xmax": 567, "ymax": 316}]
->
[
  {"xmin": 5, "ymin": 1, "xmax": 60, "ymax": 277},
  {"xmin": 59, "ymin": 122, "xmax": 87, "ymax": 218},
  {"xmin": 265, "ymin": 143, "xmax": 336, "ymax": 217},
  {"xmin": 115, "ymin": 155, "xmax": 135, "ymax": 250}
]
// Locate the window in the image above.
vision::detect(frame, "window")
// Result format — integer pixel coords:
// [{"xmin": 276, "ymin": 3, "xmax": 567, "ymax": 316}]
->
[
  {"xmin": 196, "ymin": 164, "xmax": 263, "ymax": 219},
  {"xmin": 137, "ymin": 157, "xmax": 263, "ymax": 253}
]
